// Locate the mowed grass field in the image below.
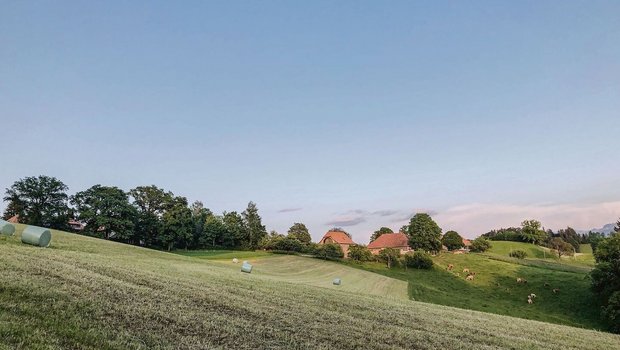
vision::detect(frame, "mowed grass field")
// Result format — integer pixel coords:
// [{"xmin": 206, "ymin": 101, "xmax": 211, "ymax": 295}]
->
[
  {"xmin": 2, "ymin": 226, "xmax": 620, "ymax": 349},
  {"xmin": 347, "ymin": 241, "xmax": 603, "ymax": 330}
]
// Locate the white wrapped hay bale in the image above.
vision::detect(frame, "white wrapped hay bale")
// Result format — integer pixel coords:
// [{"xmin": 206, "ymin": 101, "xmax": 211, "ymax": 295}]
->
[
  {"xmin": 241, "ymin": 262, "xmax": 253, "ymax": 273},
  {"xmin": 232, "ymin": 258, "xmax": 239, "ymax": 263},
  {"xmin": 0, "ymin": 219, "xmax": 15, "ymax": 236},
  {"xmin": 333, "ymin": 278, "xmax": 341, "ymax": 285},
  {"xmin": 21, "ymin": 226, "xmax": 52, "ymax": 247}
]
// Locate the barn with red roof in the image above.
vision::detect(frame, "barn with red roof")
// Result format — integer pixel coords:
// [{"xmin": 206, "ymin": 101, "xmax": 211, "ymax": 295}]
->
[
  {"xmin": 367, "ymin": 232, "xmax": 412, "ymax": 255},
  {"xmin": 318, "ymin": 230, "xmax": 356, "ymax": 258}
]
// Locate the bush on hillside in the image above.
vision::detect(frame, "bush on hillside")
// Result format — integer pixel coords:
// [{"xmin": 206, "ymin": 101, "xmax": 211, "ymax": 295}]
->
[
  {"xmin": 509, "ymin": 250, "xmax": 528, "ymax": 259},
  {"xmin": 313, "ymin": 243, "xmax": 344, "ymax": 260},
  {"xmin": 348, "ymin": 245, "xmax": 374, "ymax": 262},
  {"xmin": 403, "ymin": 251, "xmax": 433, "ymax": 269},
  {"xmin": 378, "ymin": 248, "xmax": 401, "ymax": 268},
  {"xmin": 442, "ymin": 230, "xmax": 465, "ymax": 251},
  {"xmin": 590, "ymin": 234, "xmax": 620, "ymax": 333},
  {"xmin": 272, "ymin": 236, "xmax": 304, "ymax": 253},
  {"xmin": 469, "ymin": 237, "xmax": 491, "ymax": 253}
]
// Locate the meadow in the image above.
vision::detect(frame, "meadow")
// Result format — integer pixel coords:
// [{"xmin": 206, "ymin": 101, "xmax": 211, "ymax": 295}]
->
[
  {"xmin": 1, "ymin": 225, "xmax": 619, "ymax": 349},
  {"xmin": 346, "ymin": 241, "xmax": 602, "ymax": 329}
]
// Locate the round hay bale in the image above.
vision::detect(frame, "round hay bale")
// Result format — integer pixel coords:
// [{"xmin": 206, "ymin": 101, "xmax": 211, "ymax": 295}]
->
[
  {"xmin": 333, "ymin": 278, "xmax": 341, "ymax": 285},
  {"xmin": 0, "ymin": 219, "xmax": 16, "ymax": 236},
  {"xmin": 21, "ymin": 226, "xmax": 52, "ymax": 247},
  {"xmin": 232, "ymin": 258, "xmax": 239, "ymax": 263}
]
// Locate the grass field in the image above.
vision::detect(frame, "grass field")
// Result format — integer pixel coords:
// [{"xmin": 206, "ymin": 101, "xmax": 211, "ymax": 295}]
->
[
  {"xmin": 346, "ymin": 242, "xmax": 604, "ymax": 330},
  {"xmin": 175, "ymin": 249, "xmax": 272, "ymax": 260},
  {"xmin": 1, "ymin": 225, "xmax": 619, "ymax": 349}
]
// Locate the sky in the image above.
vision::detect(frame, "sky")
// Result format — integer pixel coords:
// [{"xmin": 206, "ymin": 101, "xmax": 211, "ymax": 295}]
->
[{"xmin": 1, "ymin": 1, "xmax": 620, "ymax": 242}]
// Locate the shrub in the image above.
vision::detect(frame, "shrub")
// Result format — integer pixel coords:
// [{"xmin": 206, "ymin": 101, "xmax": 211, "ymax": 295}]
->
[
  {"xmin": 509, "ymin": 250, "xmax": 528, "ymax": 259},
  {"xmin": 378, "ymin": 248, "xmax": 401, "ymax": 268},
  {"xmin": 442, "ymin": 231, "xmax": 465, "ymax": 251},
  {"xmin": 470, "ymin": 237, "xmax": 491, "ymax": 253},
  {"xmin": 403, "ymin": 250, "xmax": 433, "ymax": 269},
  {"xmin": 348, "ymin": 245, "xmax": 373, "ymax": 262},
  {"xmin": 313, "ymin": 243, "xmax": 344, "ymax": 260},
  {"xmin": 272, "ymin": 236, "xmax": 303, "ymax": 253}
]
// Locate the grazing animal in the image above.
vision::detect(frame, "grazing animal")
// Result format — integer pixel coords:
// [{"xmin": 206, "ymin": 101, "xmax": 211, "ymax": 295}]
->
[
  {"xmin": 517, "ymin": 278, "xmax": 527, "ymax": 284},
  {"xmin": 530, "ymin": 293, "xmax": 537, "ymax": 298},
  {"xmin": 447, "ymin": 264, "xmax": 454, "ymax": 271},
  {"xmin": 527, "ymin": 297, "xmax": 533, "ymax": 304},
  {"xmin": 553, "ymin": 288, "xmax": 560, "ymax": 294},
  {"xmin": 463, "ymin": 268, "xmax": 470, "ymax": 273},
  {"xmin": 466, "ymin": 274, "xmax": 474, "ymax": 281},
  {"xmin": 232, "ymin": 258, "xmax": 239, "ymax": 264}
]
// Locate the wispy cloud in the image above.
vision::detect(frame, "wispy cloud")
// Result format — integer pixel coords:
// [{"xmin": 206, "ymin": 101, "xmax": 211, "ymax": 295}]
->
[
  {"xmin": 372, "ymin": 210, "xmax": 399, "ymax": 217},
  {"xmin": 278, "ymin": 207, "xmax": 302, "ymax": 213},
  {"xmin": 325, "ymin": 216, "xmax": 366, "ymax": 227},
  {"xmin": 392, "ymin": 209, "xmax": 438, "ymax": 222}
]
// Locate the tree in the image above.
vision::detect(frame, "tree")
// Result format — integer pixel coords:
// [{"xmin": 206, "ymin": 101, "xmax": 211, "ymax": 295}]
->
[
  {"xmin": 129, "ymin": 185, "xmax": 174, "ymax": 247},
  {"xmin": 222, "ymin": 211, "xmax": 246, "ymax": 248},
  {"xmin": 549, "ymin": 237, "xmax": 574, "ymax": 258},
  {"xmin": 555, "ymin": 227, "xmax": 580, "ymax": 252},
  {"xmin": 406, "ymin": 213, "xmax": 442, "ymax": 253},
  {"xmin": 160, "ymin": 196, "xmax": 193, "ymax": 251},
  {"xmin": 520, "ymin": 220, "xmax": 547, "ymax": 245},
  {"xmin": 370, "ymin": 227, "xmax": 393, "ymax": 242},
  {"xmin": 378, "ymin": 248, "xmax": 401, "ymax": 268},
  {"xmin": 469, "ymin": 237, "xmax": 491, "ymax": 253},
  {"xmin": 589, "ymin": 231, "xmax": 605, "ymax": 253},
  {"xmin": 348, "ymin": 245, "xmax": 373, "ymax": 262},
  {"xmin": 71, "ymin": 185, "xmax": 137, "ymax": 241},
  {"xmin": 287, "ymin": 223, "xmax": 311, "ymax": 244},
  {"xmin": 441, "ymin": 230, "xmax": 464, "ymax": 251},
  {"xmin": 273, "ymin": 236, "xmax": 303, "ymax": 253},
  {"xmin": 202, "ymin": 214, "xmax": 227, "ymax": 248},
  {"xmin": 314, "ymin": 243, "xmax": 344, "ymax": 260},
  {"xmin": 403, "ymin": 251, "xmax": 433, "ymax": 269},
  {"xmin": 590, "ymin": 234, "xmax": 620, "ymax": 333},
  {"xmin": 190, "ymin": 201, "xmax": 212, "ymax": 249},
  {"xmin": 242, "ymin": 202, "xmax": 267, "ymax": 249},
  {"xmin": 615, "ymin": 218, "xmax": 620, "ymax": 234},
  {"xmin": 3, "ymin": 175, "xmax": 70, "ymax": 229}
]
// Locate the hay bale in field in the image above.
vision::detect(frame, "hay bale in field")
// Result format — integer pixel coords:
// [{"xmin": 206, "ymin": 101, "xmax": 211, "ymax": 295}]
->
[
  {"xmin": 21, "ymin": 226, "xmax": 52, "ymax": 247},
  {"xmin": 232, "ymin": 258, "xmax": 239, "ymax": 263},
  {"xmin": 333, "ymin": 278, "xmax": 341, "ymax": 285},
  {"xmin": 241, "ymin": 262, "xmax": 253, "ymax": 273},
  {"xmin": 0, "ymin": 219, "xmax": 16, "ymax": 236}
]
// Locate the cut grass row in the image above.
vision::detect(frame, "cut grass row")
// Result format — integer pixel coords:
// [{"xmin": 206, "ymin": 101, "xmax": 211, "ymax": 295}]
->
[{"xmin": 1, "ymin": 226, "xmax": 619, "ymax": 349}]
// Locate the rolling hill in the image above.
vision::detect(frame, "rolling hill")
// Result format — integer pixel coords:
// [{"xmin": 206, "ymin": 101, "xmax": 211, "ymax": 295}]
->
[{"xmin": 1, "ymin": 225, "xmax": 619, "ymax": 349}]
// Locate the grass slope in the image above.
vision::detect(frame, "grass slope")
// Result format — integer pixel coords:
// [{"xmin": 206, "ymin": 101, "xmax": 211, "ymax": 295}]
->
[
  {"xmin": 346, "ymin": 248, "xmax": 603, "ymax": 329},
  {"xmin": 1, "ymin": 225, "xmax": 619, "ymax": 350}
]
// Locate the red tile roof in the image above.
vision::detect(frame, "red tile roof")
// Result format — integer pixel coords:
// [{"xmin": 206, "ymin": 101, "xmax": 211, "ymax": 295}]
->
[
  {"xmin": 462, "ymin": 238, "xmax": 472, "ymax": 246},
  {"xmin": 7, "ymin": 215, "xmax": 19, "ymax": 223},
  {"xmin": 319, "ymin": 231, "xmax": 355, "ymax": 245},
  {"xmin": 368, "ymin": 233, "xmax": 409, "ymax": 249}
]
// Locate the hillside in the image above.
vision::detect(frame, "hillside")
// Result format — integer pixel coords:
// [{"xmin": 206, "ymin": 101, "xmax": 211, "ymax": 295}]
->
[
  {"xmin": 1, "ymin": 226, "xmax": 619, "ymax": 349},
  {"xmin": 346, "ymin": 241, "xmax": 603, "ymax": 330}
]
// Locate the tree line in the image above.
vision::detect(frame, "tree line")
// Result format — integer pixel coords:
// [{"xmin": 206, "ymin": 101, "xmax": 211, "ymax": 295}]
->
[{"xmin": 2, "ymin": 175, "xmax": 268, "ymax": 251}]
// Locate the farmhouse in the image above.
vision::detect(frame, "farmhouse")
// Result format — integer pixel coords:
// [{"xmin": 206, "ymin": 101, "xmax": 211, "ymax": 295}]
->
[
  {"xmin": 367, "ymin": 233, "xmax": 411, "ymax": 255},
  {"xmin": 7, "ymin": 215, "xmax": 19, "ymax": 223},
  {"xmin": 318, "ymin": 230, "xmax": 356, "ymax": 258}
]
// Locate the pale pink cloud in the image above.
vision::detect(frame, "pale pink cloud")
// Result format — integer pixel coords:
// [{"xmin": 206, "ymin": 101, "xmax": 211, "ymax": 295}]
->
[{"xmin": 434, "ymin": 201, "xmax": 620, "ymax": 238}]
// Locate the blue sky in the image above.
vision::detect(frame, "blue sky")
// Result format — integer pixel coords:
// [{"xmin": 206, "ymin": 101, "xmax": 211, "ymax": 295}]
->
[{"xmin": 1, "ymin": 1, "xmax": 619, "ymax": 241}]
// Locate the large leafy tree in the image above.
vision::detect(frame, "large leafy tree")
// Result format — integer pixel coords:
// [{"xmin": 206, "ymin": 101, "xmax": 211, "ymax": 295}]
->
[
  {"xmin": 442, "ymin": 230, "xmax": 465, "ymax": 251},
  {"xmin": 590, "ymin": 234, "xmax": 620, "ymax": 333},
  {"xmin": 223, "ymin": 211, "xmax": 246, "ymax": 247},
  {"xmin": 406, "ymin": 213, "xmax": 442, "ymax": 253},
  {"xmin": 71, "ymin": 185, "xmax": 137, "ymax": 241},
  {"xmin": 3, "ymin": 175, "xmax": 70, "ymax": 229},
  {"xmin": 520, "ymin": 220, "xmax": 547, "ymax": 244},
  {"xmin": 129, "ymin": 185, "xmax": 174, "ymax": 247},
  {"xmin": 160, "ymin": 196, "xmax": 193, "ymax": 251},
  {"xmin": 287, "ymin": 222, "xmax": 311, "ymax": 244},
  {"xmin": 549, "ymin": 237, "xmax": 574, "ymax": 258},
  {"xmin": 370, "ymin": 227, "xmax": 393, "ymax": 242},
  {"xmin": 555, "ymin": 227, "xmax": 580, "ymax": 252},
  {"xmin": 242, "ymin": 201, "xmax": 267, "ymax": 249},
  {"xmin": 190, "ymin": 201, "xmax": 212, "ymax": 248}
]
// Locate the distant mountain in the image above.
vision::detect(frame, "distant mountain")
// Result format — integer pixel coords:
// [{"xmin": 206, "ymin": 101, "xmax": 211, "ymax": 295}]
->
[{"xmin": 576, "ymin": 223, "xmax": 616, "ymax": 236}]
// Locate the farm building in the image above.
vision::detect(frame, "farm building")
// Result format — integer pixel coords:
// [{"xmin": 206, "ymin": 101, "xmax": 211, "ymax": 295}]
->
[
  {"xmin": 318, "ymin": 230, "xmax": 356, "ymax": 258},
  {"xmin": 7, "ymin": 215, "xmax": 19, "ymax": 223},
  {"xmin": 367, "ymin": 233, "xmax": 411, "ymax": 255}
]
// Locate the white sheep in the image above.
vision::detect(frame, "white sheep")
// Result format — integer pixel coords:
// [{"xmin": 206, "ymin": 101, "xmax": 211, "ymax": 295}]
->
[{"xmin": 232, "ymin": 258, "xmax": 239, "ymax": 264}]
